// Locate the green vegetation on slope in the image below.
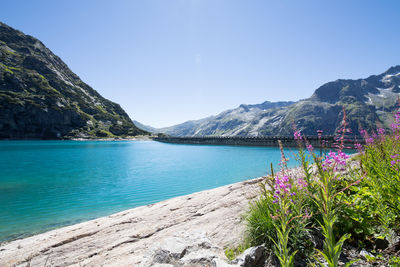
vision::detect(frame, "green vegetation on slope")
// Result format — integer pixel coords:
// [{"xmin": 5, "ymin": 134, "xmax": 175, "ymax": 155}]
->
[
  {"xmin": 0, "ymin": 22, "xmax": 147, "ymax": 139},
  {"xmin": 244, "ymin": 111, "xmax": 400, "ymax": 266}
]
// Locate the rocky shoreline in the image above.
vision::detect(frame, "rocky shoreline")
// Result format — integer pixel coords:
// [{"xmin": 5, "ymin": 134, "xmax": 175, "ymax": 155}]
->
[
  {"xmin": 0, "ymin": 177, "xmax": 263, "ymax": 266},
  {"xmin": 69, "ymin": 135, "xmax": 154, "ymax": 141},
  {"xmin": 0, "ymin": 135, "xmax": 154, "ymax": 141}
]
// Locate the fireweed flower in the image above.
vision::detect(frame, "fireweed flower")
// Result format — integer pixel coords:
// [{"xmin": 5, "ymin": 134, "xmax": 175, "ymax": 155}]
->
[
  {"xmin": 273, "ymin": 174, "xmax": 308, "ymax": 204},
  {"xmin": 273, "ymin": 175, "xmax": 291, "ymax": 200},
  {"xmin": 391, "ymin": 112, "xmax": 400, "ymax": 132},
  {"xmin": 378, "ymin": 128, "xmax": 385, "ymax": 135},
  {"xmin": 321, "ymin": 150, "xmax": 349, "ymax": 172},
  {"xmin": 294, "ymin": 131, "xmax": 302, "ymax": 140},
  {"xmin": 359, "ymin": 128, "xmax": 375, "ymax": 145},
  {"xmin": 354, "ymin": 143, "xmax": 363, "ymax": 152},
  {"xmin": 274, "ymin": 175, "xmax": 291, "ymax": 196},
  {"xmin": 360, "ymin": 131, "xmax": 376, "ymax": 147},
  {"xmin": 390, "ymin": 154, "xmax": 400, "ymax": 166},
  {"xmin": 396, "ymin": 112, "xmax": 400, "ymax": 122},
  {"xmin": 307, "ymin": 144, "xmax": 313, "ymax": 153},
  {"xmin": 297, "ymin": 177, "xmax": 308, "ymax": 189}
]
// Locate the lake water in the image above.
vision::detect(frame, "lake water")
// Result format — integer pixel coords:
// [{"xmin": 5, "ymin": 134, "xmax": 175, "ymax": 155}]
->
[{"xmin": 0, "ymin": 140, "xmax": 303, "ymax": 242}]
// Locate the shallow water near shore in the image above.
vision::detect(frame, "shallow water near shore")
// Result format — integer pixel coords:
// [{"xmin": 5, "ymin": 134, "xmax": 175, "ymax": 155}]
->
[{"xmin": 0, "ymin": 140, "xmax": 314, "ymax": 242}]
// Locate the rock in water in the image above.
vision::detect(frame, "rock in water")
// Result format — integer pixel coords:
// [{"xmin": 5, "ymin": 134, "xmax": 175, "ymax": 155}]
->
[{"xmin": 0, "ymin": 22, "xmax": 147, "ymax": 139}]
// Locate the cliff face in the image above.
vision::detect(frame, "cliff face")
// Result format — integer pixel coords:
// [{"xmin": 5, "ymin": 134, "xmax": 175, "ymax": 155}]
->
[
  {"xmin": 158, "ymin": 67, "xmax": 400, "ymax": 137},
  {"xmin": 0, "ymin": 22, "xmax": 147, "ymax": 139}
]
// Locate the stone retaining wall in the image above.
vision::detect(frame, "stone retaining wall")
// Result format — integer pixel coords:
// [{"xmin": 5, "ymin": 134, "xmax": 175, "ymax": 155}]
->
[{"xmin": 154, "ymin": 136, "xmax": 363, "ymax": 148}]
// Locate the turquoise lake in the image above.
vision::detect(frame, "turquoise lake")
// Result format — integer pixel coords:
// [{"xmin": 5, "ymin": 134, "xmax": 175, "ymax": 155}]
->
[{"xmin": 0, "ymin": 140, "xmax": 304, "ymax": 242}]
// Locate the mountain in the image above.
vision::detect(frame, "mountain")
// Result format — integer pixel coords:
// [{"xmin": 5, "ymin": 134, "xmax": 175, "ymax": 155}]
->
[
  {"xmin": 158, "ymin": 101, "xmax": 295, "ymax": 136},
  {"xmin": 0, "ymin": 22, "xmax": 147, "ymax": 139},
  {"xmin": 133, "ymin": 120, "xmax": 158, "ymax": 133},
  {"xmin": 159, "ymin": 67, "xmax": 400, "ymax": 137}
]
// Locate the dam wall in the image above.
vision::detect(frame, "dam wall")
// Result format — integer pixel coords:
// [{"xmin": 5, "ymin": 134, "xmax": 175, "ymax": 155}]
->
[{"xmin": 154, "ymin": 136, "xmax": 363, "ymax": 148}]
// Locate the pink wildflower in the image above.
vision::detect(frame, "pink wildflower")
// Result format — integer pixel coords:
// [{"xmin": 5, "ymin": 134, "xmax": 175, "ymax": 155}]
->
[
  {"xmin": 366, "ymin": 137, "xmax": 374, "ymax": 144},
  {"xmin": 307, "ymin": 144, "xmax": 313, "ymax": 153},
  {"xmin": 395, "ymin": 112, "xmax": 400, "ymax": 123},
  {"xmin": 322, "ymin": 150, "xmax": 349, "ymax": 172},
  {"xmin": 354, "ymin": 143, "xmax": 363, "ymax": 152},
  {"xmin": 294, "ymin": 131, "xmax": 302, "ymax": 140},
  {"xmin": 297, "ymin": 177, "xmax": 308, "ymax": 189}
]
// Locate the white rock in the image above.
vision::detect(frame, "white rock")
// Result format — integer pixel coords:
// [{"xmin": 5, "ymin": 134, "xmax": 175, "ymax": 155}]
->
[{"xmin": 0, "ymin": 178, "xmax": 263, "ymax": 266}]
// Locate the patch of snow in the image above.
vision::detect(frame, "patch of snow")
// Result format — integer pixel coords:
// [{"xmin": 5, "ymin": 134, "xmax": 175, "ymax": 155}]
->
[
  {"xmin": 366, "ymin": 87, "xmax": 400, "ymax": 108},
  {"xmin": 365, "ymin": 95, "xmax": 372, "ymax": 105},
  {"xmin": 381, "ymin": 72, "xmax": 400, "ymax": 83}
]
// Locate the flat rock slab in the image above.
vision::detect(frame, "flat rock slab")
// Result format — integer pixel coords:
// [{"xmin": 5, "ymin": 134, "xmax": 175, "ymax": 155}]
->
[{"xmin": 0, "ymin": 178, "xmax": 262, "ymax": 266}]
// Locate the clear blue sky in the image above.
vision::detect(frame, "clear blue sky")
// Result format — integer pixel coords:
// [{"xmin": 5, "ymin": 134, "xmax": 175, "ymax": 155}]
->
[{"xmin": 1, "ymin": 0, "xmax": 400, "ymax": 127}]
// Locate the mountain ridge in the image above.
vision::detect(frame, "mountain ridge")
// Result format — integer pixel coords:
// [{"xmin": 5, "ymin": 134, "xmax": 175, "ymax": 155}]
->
[
  {"xmin": 148, "ymin": 66, "xmax": 400, "ymax": 137},
  {"xmin": 0, "ymin": 22, "xmax": 147, "ymax": 139}
]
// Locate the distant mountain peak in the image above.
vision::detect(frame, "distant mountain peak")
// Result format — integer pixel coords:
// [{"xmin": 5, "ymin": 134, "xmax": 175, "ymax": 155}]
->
[
  {"xmin": 158, "ymin": 66, "xmax": 400, "ymax": 137},
  {"xmin": 383, "ymin": 65, "xmax": 400, "ymax": 75},
  {"xmin": 158, "ymin": 100, "xmax": 296, "ymax": 136}
]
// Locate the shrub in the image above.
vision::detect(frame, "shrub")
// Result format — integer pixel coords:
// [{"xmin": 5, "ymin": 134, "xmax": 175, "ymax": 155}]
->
[{"xmin": 245, "ymin": 109, "xmax": 400, "ymax": 266}]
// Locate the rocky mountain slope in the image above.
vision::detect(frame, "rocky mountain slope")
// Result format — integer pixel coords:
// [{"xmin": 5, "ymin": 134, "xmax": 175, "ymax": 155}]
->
[
  {"xmin": 157, "ymin": 66, "xmax": 400, "ymax": 137},
  {"xmin": 0, "ymin": 22, "xmax": 147, "ymax": 139},
  {"xmin": 157, "ymin": 101, "xmax": 295, "ymax": 136},
  {"xmin": 133, "ymin": 120, "xmax": 158, "ymax": 134}
]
